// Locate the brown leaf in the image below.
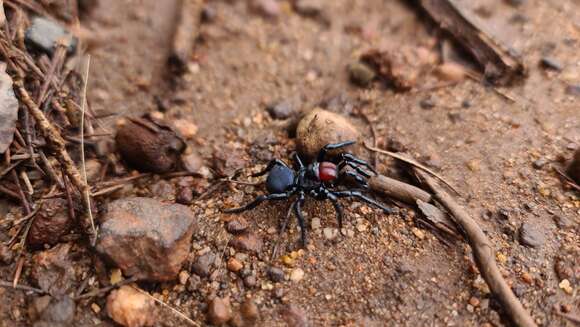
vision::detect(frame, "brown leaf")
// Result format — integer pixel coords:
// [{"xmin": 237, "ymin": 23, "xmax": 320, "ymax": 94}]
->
[{"xmin": 0, "ymin": 63, "xmax": 18, "ymax": 154}]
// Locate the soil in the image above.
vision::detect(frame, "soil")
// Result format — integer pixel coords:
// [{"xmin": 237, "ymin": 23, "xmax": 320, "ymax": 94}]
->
[{"xmin": 0, "ymin": 0, "xmax": 578, "ymax": 326}]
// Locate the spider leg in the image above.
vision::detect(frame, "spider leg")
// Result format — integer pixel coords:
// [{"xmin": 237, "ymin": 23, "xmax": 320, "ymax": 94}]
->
[
  {"xmin": 339, "ymin": 153, "xmax": 377, "ymax": 175},
  {"xmin": 332, "ymin": 190, "xmax": 392, "ymax": 214},
  {"xmin": 223, "ymin": 191, "xmax": 293, "ymax": 213},
  {"xmin": 326, "ymin": 192, "xmax": 344, "ymax": 229},
  {"xmin": 271, "ymin": 200, "xmax": 297, "ymax": 261},
  {"xmin": 292, "ymin": 152, "xmax": 305, "ymax": 169},
  {"xmin": 337, "ymin": 161, "xmax": 371, "ymax": 178},
  {"xmin": 294, "ymin": 192, "xmax": 308, "ymax": 247},
  {"xmin": 252, "ymin": 159, "xmax": 289, "ymax": 177},
  {"xmin": 317, "ymin": 140, "xmax": 357, "ymax": 162},
  {"xmin": 339, "ymin": 170, "xmax": 369, "ymax": 189}
]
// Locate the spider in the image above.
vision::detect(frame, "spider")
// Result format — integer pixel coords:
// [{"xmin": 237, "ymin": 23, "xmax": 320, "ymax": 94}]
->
[{"xmin": 223, "ymin": 140, "xmax": 392, "ymax": 245}]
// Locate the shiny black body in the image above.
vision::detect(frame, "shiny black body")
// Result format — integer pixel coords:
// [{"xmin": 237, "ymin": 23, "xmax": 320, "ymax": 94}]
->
[{"xmin": 224, "ymin": 141, "xmax": 392, "ymax": 245}]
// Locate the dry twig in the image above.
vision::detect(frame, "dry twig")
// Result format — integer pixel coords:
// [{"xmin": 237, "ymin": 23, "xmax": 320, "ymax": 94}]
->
[{"xmin": 416, "ymin": 170, "xmax": 537, "ymax": 327}]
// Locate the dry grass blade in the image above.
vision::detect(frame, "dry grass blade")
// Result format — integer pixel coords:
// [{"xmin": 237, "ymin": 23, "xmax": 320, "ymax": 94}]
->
[
  {"xmin": 79, "ymin": 55, "xmax": 97, "ymax": 244},
  {"xmin": 364, "ymin": 142, "xmax": 460, "ymax": 195}
]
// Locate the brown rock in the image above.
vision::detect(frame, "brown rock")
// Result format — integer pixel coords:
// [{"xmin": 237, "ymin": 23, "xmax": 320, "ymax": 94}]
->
[
  {"xmin": 30, "ymin": 243, "xmax": 76, "ymax": 296},
  {"xmin": 106, "ymin": 285, "xmax": 156, "ymax": 327},
  {"xmin": 281, "ymin": 304, "xmax": 310, "ymax": 327},
  {"xmin": 207, "ymin": 297, "xmax": 232, "ymax": 325},
  {"xmin": 296, "ymin": 108, "xmax": 360, "ymax": 160},
  {"xmin": 27, "ymin": 198, "xmax": 73, "ymax": 247},
  {"xmin": 227, "ymin": 258, "xmax": 243, "ymax": 272},
  {"xmin": 115, "ymin": 115, "xmax": 185, "ymax": 173},
  {"xmin": 229, "ymin": 232, "xmax": 263, "ymax": 254},
  {"xmin": 240, "ymin": 298, "xmax": 259, "ymax": 322},
  {"xmin": 567, "ymin": 149, "xmax": 580, "ymax": 184},
  {"xmin": 96, "ymin": 197, "xmax": 196, "ymax": 281},
  {"xmin": 434, "ymin": 62, "xmax": 466, "ymax": 82},
  {"xmin": 176, "ymin": 187, "xmax": 194, "ymax": 205},
  {"xmin": 226, "ymin": 218, "xmax": 249, "ymax": 234},
  {"xmin": 0, "ymin": 243, "xmax": 13, "ymax": 264}
]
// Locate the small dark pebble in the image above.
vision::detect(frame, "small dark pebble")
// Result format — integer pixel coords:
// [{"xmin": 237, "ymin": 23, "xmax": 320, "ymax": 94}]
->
[
  {"xmin": 192, "ymin": 252, "xmax": 216, "ymax": 277},
  {"xmin": 497, "ymin": 208, "xmax": 511, "ymax": 220},
  {"xmin": 540, "ymin": 57, "xmax": 563, "ymax": 71},
  {"xmin": 567, "ymin": 149, "xmax": 580, "ymax": 184},
  {"xmin": 348, "ymin": 62, "xmax": 376, "ymax": 87},
  {"xmin": 461, "ymin": 99, "xmax": 472, "ymax": 109},
  {"xmin": 565, "ymin": 84, "xmax": 580, "ymax": 97},
  {"xmin": 226, "ymin": 218, "xmax": 249, "ymax": 234},
  {"xmin": 447, "ymin": 112, "xmax": 462, "ymax": 123},
  {"xmin": 267, "ymin": 101, "xmax": 296, "ymax": 120},
  {"xmin": 176, "ymin": 187, "xmax": 193, "ymax": 205},
  {"xmin": 532, "ymin": 158, "xmax": 547, "ymax": 169},
  {"xmin": 243, "ymin": 275, "xmax": 257, "ymax": 288},
  {"xmin": 0, "ymin": 243, "xmax": 14, "ymax": 264},
  {"xmin": 419, "ymin": 97, "xmax": 436, "ymax": 110},
  {"xmin": 518, "ymin": 222, "xmax": 545, "ymax": 248},
  {"xmin": 268, "ymin": 266, "xmax": 285, "ymax": 282},
  {"xmin": 201, "ymin": 4, "xmax": 217, "ymax": 23}
]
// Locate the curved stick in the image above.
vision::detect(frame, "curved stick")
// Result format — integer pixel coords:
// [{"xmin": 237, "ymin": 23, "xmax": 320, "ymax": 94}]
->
[{"xmin": 417, "ymin": 170, "xmax": 537, "ymax": 327}]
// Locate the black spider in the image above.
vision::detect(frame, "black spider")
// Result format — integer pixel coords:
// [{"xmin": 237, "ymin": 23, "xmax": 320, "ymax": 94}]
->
[{"xmin": 224, "ymin": 141, "xmax": 392, "ymax": 246}]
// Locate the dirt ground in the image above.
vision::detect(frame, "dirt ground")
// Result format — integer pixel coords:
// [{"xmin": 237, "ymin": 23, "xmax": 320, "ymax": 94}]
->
[{"xmin": 0, "ymin": 0, "xmax": 578, "ymax": 326}]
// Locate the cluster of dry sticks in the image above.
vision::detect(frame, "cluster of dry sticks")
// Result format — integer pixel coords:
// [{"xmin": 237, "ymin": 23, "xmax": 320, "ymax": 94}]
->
[{"xmin": 0, "ymin": 1, "xmax": 97, "ymax": 286}]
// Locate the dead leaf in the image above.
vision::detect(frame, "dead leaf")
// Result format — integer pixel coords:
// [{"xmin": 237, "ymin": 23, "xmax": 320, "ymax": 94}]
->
[{"xmin": 0, "ymin": 63, "xmax": 18, "ymax": 154}]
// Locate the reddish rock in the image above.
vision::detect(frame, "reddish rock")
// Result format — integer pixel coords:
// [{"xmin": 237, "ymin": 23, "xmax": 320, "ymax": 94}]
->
[
  {"xmin": 107, "ymin": 285, "xmax": 156, "ymax": 327},
  {"xmin": 96, "ymin": 197, "xmax": 196, "ymax": 281},
  {"xmin": 229, "ymin": 232, "xmax": 263, "ymax": 254},
  {"xmin": 27, "ymin": 198, "xmax": 72, "ymax": 247},
  {"xmin": 207, "ymin": 297, "xmax": 232, "ymax": 325},
  {"xmin": 30, "ymin": 243, "xmax": 76, "ymax": 296}
]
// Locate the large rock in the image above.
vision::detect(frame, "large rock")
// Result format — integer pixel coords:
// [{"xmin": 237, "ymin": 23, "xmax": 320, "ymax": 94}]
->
[
  {"xmin": 107, "ymin": 285, "xmax": 156, "ymax": 327},
  {"xmin": 296, "ymin": 108, "xmax": 360, "ymax": 160},
  {"xmin": 96, "ymin": 197, "xmax": 196, "ymax": 281}
]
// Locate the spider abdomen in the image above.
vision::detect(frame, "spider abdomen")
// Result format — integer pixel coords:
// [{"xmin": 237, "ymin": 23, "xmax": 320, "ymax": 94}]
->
[
  {"xmin": 266, "ymin": 165, "xmax": 295, "ymax": 193},
  {"xmin": 318, "ymin": 161, "xmax": 338, "ymax": 182}
]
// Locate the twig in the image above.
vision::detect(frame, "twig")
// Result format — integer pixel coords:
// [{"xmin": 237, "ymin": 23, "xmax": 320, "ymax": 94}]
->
[
  {"xmin": 0, "ymin": 280, "xmax": 45, "ymax": 294},
  {"xmin": 79, "ymin": 55, "xmax": 97, "ymax": 245},
  {"xmin": 368, "ymin": 174, "xmax": 431, "ymax": 205},
  {"xmin": 131, "ymin": 286, "xmax": 200, "ymax": 327},
  {"xmin": 416, "ymin": 170, "xmax": 537, "ymax": 327},
  {"xmin": 14, "ymin": 80, "xmax": 96, "ymax": 239},
  {"xmin": 364, "ymin": 142, "xmax": 460, "ymax": 195},
  {"xmin": 74, "ymin": 276, "xmax": 139, "ymax": 300}
]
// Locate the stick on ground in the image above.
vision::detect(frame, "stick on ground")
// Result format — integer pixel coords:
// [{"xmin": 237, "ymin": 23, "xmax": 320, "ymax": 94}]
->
[{"xmin": 416, "ymin": 170, "xmax": 537, "ymax": 327}]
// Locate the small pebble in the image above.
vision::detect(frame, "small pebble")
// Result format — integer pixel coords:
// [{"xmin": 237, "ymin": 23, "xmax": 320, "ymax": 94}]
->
[
  {"xmin": 412, "ymin": 227, "xmax": 425, "ymax": 240},
  {"xmin": 518, "ymin": 222, "xmax": 545, "ymax": 248},
  {"xmin": 227, "ymin": 258, "xmax": 243, "ymax": 273},
  {"xmin": 226, "ymin": 218, "xmax": 249, "ymax": 234},
  {"xmin": 289, "ymin": 268, "xmax": 305, "ymax": 282},
  {"xmin": 107, "ymin": 286, "xmax": 156, "ymax": 327},
  {"xmin": 244, "ymin": 275, "xmax": 257, "ymax": 288},
  {"xmin": 559, "ymin": 279, "xmax": 573, "ymax": 295},
  {"xmin": 348, "ymin": 62, "xmax": 376, "ymax": 87},
  {"xmin": 468, "ymin": 297, "xmax": 480, "ymax": 307},
  {"xmin": 521, "ymin": 272, "xmax": 533, "ymax": 284},
  {"xmin": 268, "ymin": 267, "xmax": 285, "ymax": 282},
  {"xmin": 419, "ymin": 97, "xmax": 436, "ymax": 110},
  {"xmin": 178, "ymin": 271, "xmax": 189, "ymax": 285},
  {"xmin": 323, "ymin": 228, "xmax": 338, "ymax": 240},
  {"xmin": 434, "ymin": 62, "xmax": 466, "ymax": 82},
  {"xmin": 532, "ymin": 158, "xmax": 547, "ymax": 169},
  {"xmin": 311, "ymin": 218, "xmax": 321, "ymax": 230}
]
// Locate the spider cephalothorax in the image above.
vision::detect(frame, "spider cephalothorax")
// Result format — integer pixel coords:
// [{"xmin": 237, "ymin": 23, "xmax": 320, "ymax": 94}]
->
[{"xmin": 224, "ymin": 141, "xmax": 392, "ymax": 245}]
